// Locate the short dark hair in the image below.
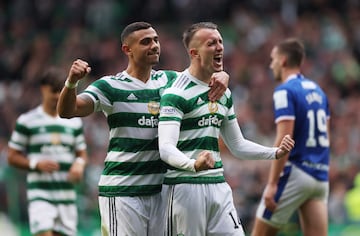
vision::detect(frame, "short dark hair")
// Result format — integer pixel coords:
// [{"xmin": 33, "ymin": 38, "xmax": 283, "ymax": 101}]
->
[
  {"xmin": 40, "ymin": 67, "xmax": 66, "ymax": 92},
  {"xmin": 121, "ymin": 22, "xmax": 153, "ymax": 44},
  {"xmin": 182, "ymin": 22, "xmax": 218, "ymax": 49},
  {"xmin": 276, "ymin": 38, "xmax": 305, "ymax": 68}
]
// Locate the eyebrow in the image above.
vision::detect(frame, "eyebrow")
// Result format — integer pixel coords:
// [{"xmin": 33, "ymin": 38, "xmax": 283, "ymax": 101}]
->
[{"xmin": 140, "ymin": 35, "xmax": 158, "ymax": 41}]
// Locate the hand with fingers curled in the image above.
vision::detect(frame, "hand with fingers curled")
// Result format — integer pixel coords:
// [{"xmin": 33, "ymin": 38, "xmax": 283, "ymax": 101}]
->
[
  {"xmin": 67, "ymin": 59, "xmax": 92, "ymax": 83},
  {"xmin": 208, "ymin": 71, "xmax": 229, "ymax": 102},
  {"xmin": 264, "ymin": 183, "xmax": 278, "ymax": 212},
  {"xmin": 36, "ymin": 160, "xmax": 60, "ymax": 173},
  {"xmin": 194, "ymin": 150, "xmax": 215, "ymax": 172},
  {"xmin": 275, "ymin": 134, "xmax": 295, "ymax": 159}
]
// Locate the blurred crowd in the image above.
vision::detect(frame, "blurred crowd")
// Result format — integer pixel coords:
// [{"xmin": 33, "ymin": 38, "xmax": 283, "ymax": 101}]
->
[{"xmin": 1, "ymin": 0, "xmax": 360, "ymax": 233}]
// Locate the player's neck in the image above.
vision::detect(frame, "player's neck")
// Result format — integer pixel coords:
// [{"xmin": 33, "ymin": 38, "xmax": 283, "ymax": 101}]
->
[
  {"xmin": 188, "ymin": 65, "xmax": 212, "ymax": 84},
  {"xmin": 42, "ymin": 104, "xmax": 58, "ymax": 117},
  {"xmin": 126, "ymin": 64, "xmax": 152, "ymax": 83},
  {"xmin": 282, "ymin": 68, "xmax": 301, "ymax": 82}
]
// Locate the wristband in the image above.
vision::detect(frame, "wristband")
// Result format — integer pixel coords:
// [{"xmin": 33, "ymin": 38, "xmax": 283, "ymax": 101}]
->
[
  {"xmin": 29, "ymin": 159, "xmax": 38, "ymax": 170},
  {"xmin": 75, "ymin": 157, "xmax": 86, "ymax": 165},
  {"xmin": 65, "ymin": 80, "xmax": 79, "ymax": 89}
]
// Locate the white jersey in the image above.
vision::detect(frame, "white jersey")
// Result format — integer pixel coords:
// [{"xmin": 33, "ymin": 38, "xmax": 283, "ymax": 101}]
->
[
  {"xmin": 159, "ymin": 71, "xmax": 231, "ymax": 184},
  {"xmin": 81, "ymin": 70, "xmax": 178, "ymax": 197},
  {"xmin": 159, "ymin": 70, "xmax": 277, "ymax": 185},
  {"xmin": 8, "ymin": 106, "xmax": 86, "ymax": 204},
  {"xmin": 158, "ymin": 69, "xmax": 280, "ymax": 235}
]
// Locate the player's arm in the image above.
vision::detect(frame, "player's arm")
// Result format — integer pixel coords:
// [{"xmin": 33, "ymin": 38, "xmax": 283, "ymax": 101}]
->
[
  {"xmin": 7, "ymin": 147, "xmax": 34, "ymax": 170},
  {"xmin": 220, "ymin": 118, "xmax": 294, "ymax": 160},
  {"xmin": 57, "ymin": 59, "xmax": 93, "ymax": 118},
  {"xmin": 263, "ymin": 119, "xmax": 294, "ymax": 211},
  {"xmin": 7, "ymin": 147, "xmax": 59, "ymax": 172},
  {"xmin": 158, "ymin": 85, "xmax": 216, "ymax": 172},
  {"xmin": 268, "ymin": 120, "xmax": 294, "ymax": 183},
  {"xmin": 158, "ymin": 121, "xmax": 195, "ymax": 171},
  {"xmin": 158, "ymin": 122, "xmax": 214, "ymax": 172},
  {"xmin": 68, "ymin": 149, "xmax": 87, "ymax": 183}
]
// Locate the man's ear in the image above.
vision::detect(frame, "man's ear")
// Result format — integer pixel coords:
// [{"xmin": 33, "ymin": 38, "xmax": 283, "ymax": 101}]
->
[
  {"xmin": 190, "ymin": 48, "xmax": 199, "ymax": 58},
  {"xmin": 122, "ymin": 44, "xmax": 132, "ymax": 56}
]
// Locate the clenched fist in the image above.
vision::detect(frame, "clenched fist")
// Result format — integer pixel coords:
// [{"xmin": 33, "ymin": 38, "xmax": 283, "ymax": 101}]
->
[
  {"xmin": 67, "ymin": 59, "xmax": 92, "ymax": 83},
  {"xmin": 194, "ymin": 150, "xmax": 215, "ymax": 172}
]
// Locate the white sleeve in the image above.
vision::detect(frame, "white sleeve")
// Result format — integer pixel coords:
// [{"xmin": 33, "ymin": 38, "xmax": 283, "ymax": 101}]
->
[
  {"xmin": 158, "ymin": 122, "xmax": 196, "ymax": 172},
  {"xmin": 220, "ymin": 118, "xmax": 278, "ymax": 160}
]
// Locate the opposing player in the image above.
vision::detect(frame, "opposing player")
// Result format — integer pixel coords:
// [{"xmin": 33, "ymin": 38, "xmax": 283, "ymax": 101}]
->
[
  {"xmin": 158, "ymin": 22, "xmax": 295, "ymax": 236},
  {"xmin": 252, "ymin": 38, "xmax": 330, "ymax": 236},
  {"xmin": 8, "ymin": 67, "xmax": 87, "ymax": 236},
  {"xmin": 57, "ymin": 22, "xmax": 229, "ymax": 236}
]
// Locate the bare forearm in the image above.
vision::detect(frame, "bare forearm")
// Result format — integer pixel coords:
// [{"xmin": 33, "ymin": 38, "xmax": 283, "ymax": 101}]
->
[
  {"xmin": 68, "ymin": 149, "xmax": 87, "ymax": 183},
  {"xmin": 7, "ymin": 148, "xmax": 32, "ymax": 170},
  {"xmin": 75, "ymin": 149, "xmax": 88, "ymax": 164},
  {"xmin": 58, "ymin": 86, "xmax": 78, "ymax": 118},
  {"xmin": 268, "ymin": 155, "xmax": 288, "ymax": 184},
  {"xmin": 58, "ymin": 59, "xmax": 93, "ymax": 118},
  {"xmin": 268, "ymin": 134, "xmax": 286, "ymax": 184},
  {"xmin": 268, "ymin": 120, "xmax": 294, "ymax": 183}
]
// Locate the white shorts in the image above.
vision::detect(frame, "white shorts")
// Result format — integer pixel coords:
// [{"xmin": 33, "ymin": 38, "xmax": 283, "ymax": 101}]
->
[
  {"xmin": 256, "ymin": 164, "xmax": 329, "ymax": 228},
  {"xmin": 28, "ymin": 200, "xmax": 77, "ymax": 235},
  {"xmin": 163, "ymin": 183, "xmax": 245, "ymax": 236},
  {"xmin": 99, "ymin": 193, "xmax": 164, "ymax": 236}
]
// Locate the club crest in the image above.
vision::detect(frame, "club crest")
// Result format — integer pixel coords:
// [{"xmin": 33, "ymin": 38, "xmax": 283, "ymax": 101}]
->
[
  {"xmin": 51, "ymin": 133, "xmax": 61, "ymax": 145},
  {"xmin": 208, "ymin": 101, "xmax": 218, "ymax": 114},
  {"xmin": 148, "ymin": 101, "xmax": 160, "ymax": 115}
]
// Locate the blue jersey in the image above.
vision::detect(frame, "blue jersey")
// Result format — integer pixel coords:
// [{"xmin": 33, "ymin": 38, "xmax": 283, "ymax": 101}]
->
[{"xmin": 273, "ymin": 74, "xmax": 330, "ymax": 181}]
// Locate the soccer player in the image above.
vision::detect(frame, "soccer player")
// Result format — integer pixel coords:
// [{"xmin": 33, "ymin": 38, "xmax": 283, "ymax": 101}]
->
[
  {"xmin": 7, "ymin": 67, "xmax": 87, "ymax": 236},
  {"xmin": 158, "ymin": 22, "xmax": 295, "ymax": 236},
  {"xmin": 56, "ymin": 22, "xmax": 229, "ymax": 236},
  {"xmin": 252, "ymin": 38, "xmax": 330, "ymax": 236}
]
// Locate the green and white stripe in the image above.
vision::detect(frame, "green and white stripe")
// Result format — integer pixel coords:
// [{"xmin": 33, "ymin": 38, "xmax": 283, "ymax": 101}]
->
[
  {"xmin": 82, "ymin": 70, "xmax": 178, "ymax": 197},
  {"xmin": 8, "ymin": 106, "xmax": 86, "ymax": 204},
  {"xmin": 159, "ymin": 70, "xmax": 235, "ymax": 184}
]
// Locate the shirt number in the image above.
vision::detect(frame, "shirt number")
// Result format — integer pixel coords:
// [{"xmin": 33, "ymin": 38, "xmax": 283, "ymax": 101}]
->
[{"xmin": 305, "ymin": 109, "xmax": 329, "ymax": 147}]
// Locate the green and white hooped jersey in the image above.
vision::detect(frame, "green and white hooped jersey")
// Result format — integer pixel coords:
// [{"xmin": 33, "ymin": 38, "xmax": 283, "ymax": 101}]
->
[
  {"xmin": 159, "ymin": 70, "xmax": 235, "ymax": 184},
  {"xmin": 82, "ymin": 70, "xmax": 178, "ymax": 197},
  {"xmin": 8, "ymin": 106, "xmax": 86, "ymax": 204}
]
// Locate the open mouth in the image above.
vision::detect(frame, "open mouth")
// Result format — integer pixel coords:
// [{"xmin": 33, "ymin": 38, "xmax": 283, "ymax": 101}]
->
[
  {"xmin": 214, "ymin": 55, "xmax": 223, "ymax": 64},
  {"xmin": 148, "ymin": 50, "xmax": 160, "ymax": 56}
]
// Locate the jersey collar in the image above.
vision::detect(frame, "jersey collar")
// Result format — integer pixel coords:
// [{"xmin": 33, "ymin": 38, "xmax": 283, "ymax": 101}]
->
[{"xmin": 285, "ymin": 73, "xmax": 303, "ymax": 83}]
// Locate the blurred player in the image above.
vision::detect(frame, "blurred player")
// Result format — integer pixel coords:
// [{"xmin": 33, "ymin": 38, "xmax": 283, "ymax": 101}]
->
[
  {"xmin": 158, "ymin": 21, "xmax": 294, "ymax": 236},
  {"xmin": 57, "ymin": 22, "xmax": 229, "ymax": 236},
  {"xmin": 252, "ymin": 38, "xmax": 330, "ymax": 236},
  {"xmin": 8, "ymin": 67, "xmax": 87, "ymax": 236}
]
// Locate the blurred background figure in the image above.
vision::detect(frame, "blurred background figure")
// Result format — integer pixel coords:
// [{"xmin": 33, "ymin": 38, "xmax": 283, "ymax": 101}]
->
[
  {"xmin": 252, "ymin": 38, "xmax": 330, "ymax": 236},
  {"xmin": 345, "ymin": 173, "xmax": 360, "ymax": 223},
  {"xmin": 7, "ymin": 67, "xmax": 87, "ymax": 236}
]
